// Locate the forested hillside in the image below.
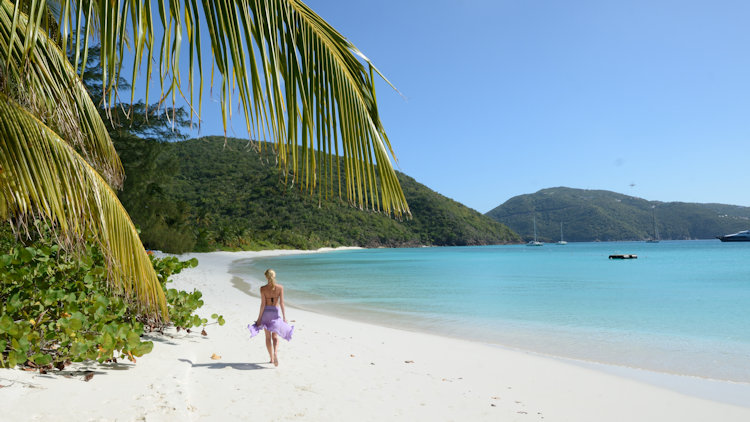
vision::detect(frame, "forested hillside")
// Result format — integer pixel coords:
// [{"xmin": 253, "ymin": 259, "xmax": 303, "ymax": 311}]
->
[
  {"xmin": 486, "ymin": 187, "xmax": 750, "ymax": 242},
  {"xmin": 118, "ymin": 137, "xmax": 520, "ymax": 252}
]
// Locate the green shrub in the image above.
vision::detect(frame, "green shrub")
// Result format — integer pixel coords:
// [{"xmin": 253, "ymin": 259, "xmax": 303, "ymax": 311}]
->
[
  {"xmin": 0, "ymin": 231, "xmax": 224, "ymax": 371},
  {"xmin": 149, "ymin": 255, "xmax": 224, "ymax": 331}
]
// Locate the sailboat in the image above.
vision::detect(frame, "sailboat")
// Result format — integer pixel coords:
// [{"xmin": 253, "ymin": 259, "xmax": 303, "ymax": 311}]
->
[
  {"xmin": 556, "ymin": 222, "xmax": 567, "ymax": 245},
  {"xmin": 646, "ymin": 207, "xmax": 660, "ymax": 243},
  {"xmin": 527, "ymin": 215, "xmax": 543, "ymax": 246}
]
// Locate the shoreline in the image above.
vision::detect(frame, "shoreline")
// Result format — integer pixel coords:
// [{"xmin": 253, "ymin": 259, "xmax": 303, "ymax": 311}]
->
[
  {"xmin": 228, "ymin": 248, "xmax": 750, "ymax": 408},
  {"xmin": 2, "ymin": 247, "xmax": 749, "ymax": 421},
  {"xmin": 229, "ymin": 245, "xmax": 750, "ymax": 384}
]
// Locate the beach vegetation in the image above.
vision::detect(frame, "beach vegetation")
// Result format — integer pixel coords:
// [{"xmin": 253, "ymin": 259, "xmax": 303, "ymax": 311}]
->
[
  {"xmin": 0, "ymin": 223, "xmax": 221, "ymax": 371},
  {"xmin": 0, "ymin": 1, "xmax": 408, "ymax": 318}
]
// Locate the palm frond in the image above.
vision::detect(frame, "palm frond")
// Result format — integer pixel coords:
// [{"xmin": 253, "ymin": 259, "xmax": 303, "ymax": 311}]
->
[
  {"xmin": 0, "ymin": 93, "xmax": 166, "ymax": 318},
  {"xmin": 0, "ymin": 0, "xmax": 123, "ymax": 188},
  {"xmin": 51, "ymin": 0, "xmax": 409, "ymax": 216}
]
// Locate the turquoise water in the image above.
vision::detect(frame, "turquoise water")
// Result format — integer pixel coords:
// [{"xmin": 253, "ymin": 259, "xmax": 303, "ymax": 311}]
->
[{"xmin": 230, "ymin": 241, "xmax": 750, "ymax": 382}]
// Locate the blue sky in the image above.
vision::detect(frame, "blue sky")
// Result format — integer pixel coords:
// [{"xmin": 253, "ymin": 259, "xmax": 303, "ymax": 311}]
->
[{"xmin": 179, "ymin": 0, "xmax": 750, "ymax": 212}]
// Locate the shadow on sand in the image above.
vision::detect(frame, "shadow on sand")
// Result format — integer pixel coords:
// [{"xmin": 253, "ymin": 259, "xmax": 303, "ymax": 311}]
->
[{"xmin": 178, "ymin": 358, "xmax": 267, "ymax": 371}]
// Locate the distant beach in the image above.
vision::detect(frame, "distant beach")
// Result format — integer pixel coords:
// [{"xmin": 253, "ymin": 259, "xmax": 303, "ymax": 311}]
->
[{"xmin": 2, "ymin": 248, "xmax": 749, "ymax": 421}]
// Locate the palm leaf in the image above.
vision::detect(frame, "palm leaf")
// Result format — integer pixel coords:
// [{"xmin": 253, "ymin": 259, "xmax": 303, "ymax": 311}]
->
[
  {"xmin": 0, "ymin": 93, "xmax": 166, "ymax": 318},
  {"xmin": 52, "ymin": 0, "xmax": 409, "ymax": 216},
  {"xmin": 0, "ymin": 0, "xmax": 123, "ymax": 188}
]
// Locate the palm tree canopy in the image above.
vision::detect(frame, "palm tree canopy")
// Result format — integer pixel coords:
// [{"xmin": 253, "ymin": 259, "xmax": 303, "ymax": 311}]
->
[
  {"xmin": 72, "ymin": 0, "xmax": 406, "ymax": 215},
  {"xmin": 0, "ymin": 0, "xmax": 408, "ymax": 317},
  {"xmin": 0, "ymin": 93, "xmax": 168, "ymax": 317}
]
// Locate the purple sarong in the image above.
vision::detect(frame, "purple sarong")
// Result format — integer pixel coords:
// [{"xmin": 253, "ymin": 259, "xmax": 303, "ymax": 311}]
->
[{"xmin": 248, "ymin": 306, "xmax": 294, "ymax": 341}]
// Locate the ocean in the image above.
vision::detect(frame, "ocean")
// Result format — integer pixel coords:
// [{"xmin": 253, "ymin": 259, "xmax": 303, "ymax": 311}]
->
[{"xmin": 229, "ymin": 240, "xmax": 750, "ymax": 382}]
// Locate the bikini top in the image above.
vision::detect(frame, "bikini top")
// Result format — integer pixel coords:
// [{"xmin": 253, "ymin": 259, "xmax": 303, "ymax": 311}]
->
[{"xmin": 266, "ymin": 287, "xmax": 280, "ymax": 305}]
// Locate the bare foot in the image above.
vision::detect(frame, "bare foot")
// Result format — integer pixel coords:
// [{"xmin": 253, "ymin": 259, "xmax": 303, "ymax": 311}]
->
[{"xmin": 273, "ymin": 352, "xmax": 279, "ymax": 367}]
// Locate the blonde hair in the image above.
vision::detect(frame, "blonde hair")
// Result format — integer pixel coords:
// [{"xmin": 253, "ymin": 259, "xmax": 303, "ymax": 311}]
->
[{"xmin": 264, "ymin": 269, "xmax": 276, "ymax": 289}]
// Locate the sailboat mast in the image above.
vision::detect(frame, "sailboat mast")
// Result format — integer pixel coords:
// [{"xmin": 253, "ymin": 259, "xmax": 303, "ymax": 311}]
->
[{"xmin": 646, "ymin": 206, "xmax": 660, "ymax": 243}]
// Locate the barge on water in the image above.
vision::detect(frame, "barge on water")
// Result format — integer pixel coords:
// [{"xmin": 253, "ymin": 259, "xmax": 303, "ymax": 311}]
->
[{"xmin": 609, "ymin": 254, "xmax": 637, "ymax": 259}]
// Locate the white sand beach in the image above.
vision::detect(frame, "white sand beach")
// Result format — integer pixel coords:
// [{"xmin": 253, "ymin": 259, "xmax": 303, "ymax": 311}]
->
[{"xmin": 2, "ymin": 249, "xmax": 749, "ymax": 421}]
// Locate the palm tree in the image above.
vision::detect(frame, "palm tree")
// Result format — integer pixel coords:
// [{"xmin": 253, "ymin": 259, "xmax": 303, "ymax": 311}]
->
[{"xmin": 0, "ymin": 1, "xmax": 409, "ymax": 319}]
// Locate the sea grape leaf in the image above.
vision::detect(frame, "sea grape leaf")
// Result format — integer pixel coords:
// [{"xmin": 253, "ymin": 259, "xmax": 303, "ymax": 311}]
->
[
  {"xmin": 6, "ymin": 294, "xmax": 22, "ymax": 313},
  {"xmin": 7, "ymin": 350, "xmax": 21, "ymax": 367},
  {"xmin": 70, "ymin": 341, "xmax": 89, "ymax": 356},
  {"xmin": 16, "ymin": 336, "xmax": 30, "ymax": 353},
  {"xmin": 100, "ymin": 333, "xmax": 114, "ymax": 350},
  {"xmin": 132, "ymin": 341, "xmax": 154, "ymax": 357},
  {"xmin": 19, "ymin": 247, "xmax": 35, "ymax": 263},
  {"xmin": 32, "ymin": 353, "xmax": 52, "ymax": 366},
  {"xmin": 7, "ymin": 321, "xmax": 20, "ymax": 338},
  {"xmin": 94, "ymin": 305, "xmax": 106, "ymax": 320},
  {"xmin": 68, "ymin": 315, "xmax": 83, "ymax": 331},
  {"xmin": 26, "ymin": 331, "xmax": 40, "ymax": 344},
  {"xmin": 80, "ymin": 254, "xmax": 94, "ymax": 268},
  {"xmin": 116, "ymin": 324, "xmax": 129, "ymax": 340},
  {"xmin": 126, "ymin": 331, "xmax": 141, "ymax": 349},
  {"xmin": 0, "ymin": 315, "xmax": 13, "ymax": 333},
  {"xmin": 86, "ymin": 348, "xmax": 99, "ymax": 360}
]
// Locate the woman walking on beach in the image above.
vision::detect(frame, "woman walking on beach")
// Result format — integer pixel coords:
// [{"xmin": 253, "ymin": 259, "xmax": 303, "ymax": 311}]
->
[{"xmin": 248, "ymin": 269, "xmax": 294, "ymax": 366}]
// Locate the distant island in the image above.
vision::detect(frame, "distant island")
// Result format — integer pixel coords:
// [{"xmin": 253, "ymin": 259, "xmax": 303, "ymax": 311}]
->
[
  {"xmin": 486, "ymin": 187, "xmax": 750, "ymax": 242},
  {"xmin": 117, "ymin": 137, "xmax": 520, "ymax": 253}
]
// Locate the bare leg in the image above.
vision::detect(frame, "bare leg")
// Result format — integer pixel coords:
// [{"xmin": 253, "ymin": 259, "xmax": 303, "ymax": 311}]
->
[
  {"xmin": 264, "ymin": 330, "xmax": 273, "ymax": 363},
  {"xmin": 272, "ymin": 332, "xmax": 279, "ymax": 366}
]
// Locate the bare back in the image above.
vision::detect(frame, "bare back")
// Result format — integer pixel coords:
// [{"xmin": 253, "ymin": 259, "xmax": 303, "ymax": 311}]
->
[{"xmin": 260, "ymin": 284, "xmax": 284, "ymax": 307}]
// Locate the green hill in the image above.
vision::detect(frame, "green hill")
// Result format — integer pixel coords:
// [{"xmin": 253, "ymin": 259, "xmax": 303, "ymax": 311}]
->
[
  {"xmin": 118, "ymin": 137, "xmax": 520, "ymax": 252},
  {"xmin": 485, "ymin": 187, "xmax": 750, "ymax": 242}
]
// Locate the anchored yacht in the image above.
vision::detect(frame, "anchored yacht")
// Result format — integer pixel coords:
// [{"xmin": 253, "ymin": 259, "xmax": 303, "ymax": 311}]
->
[{"xmin": 717, "ymin": 230, "xmax": 750, "ymax": 242}]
